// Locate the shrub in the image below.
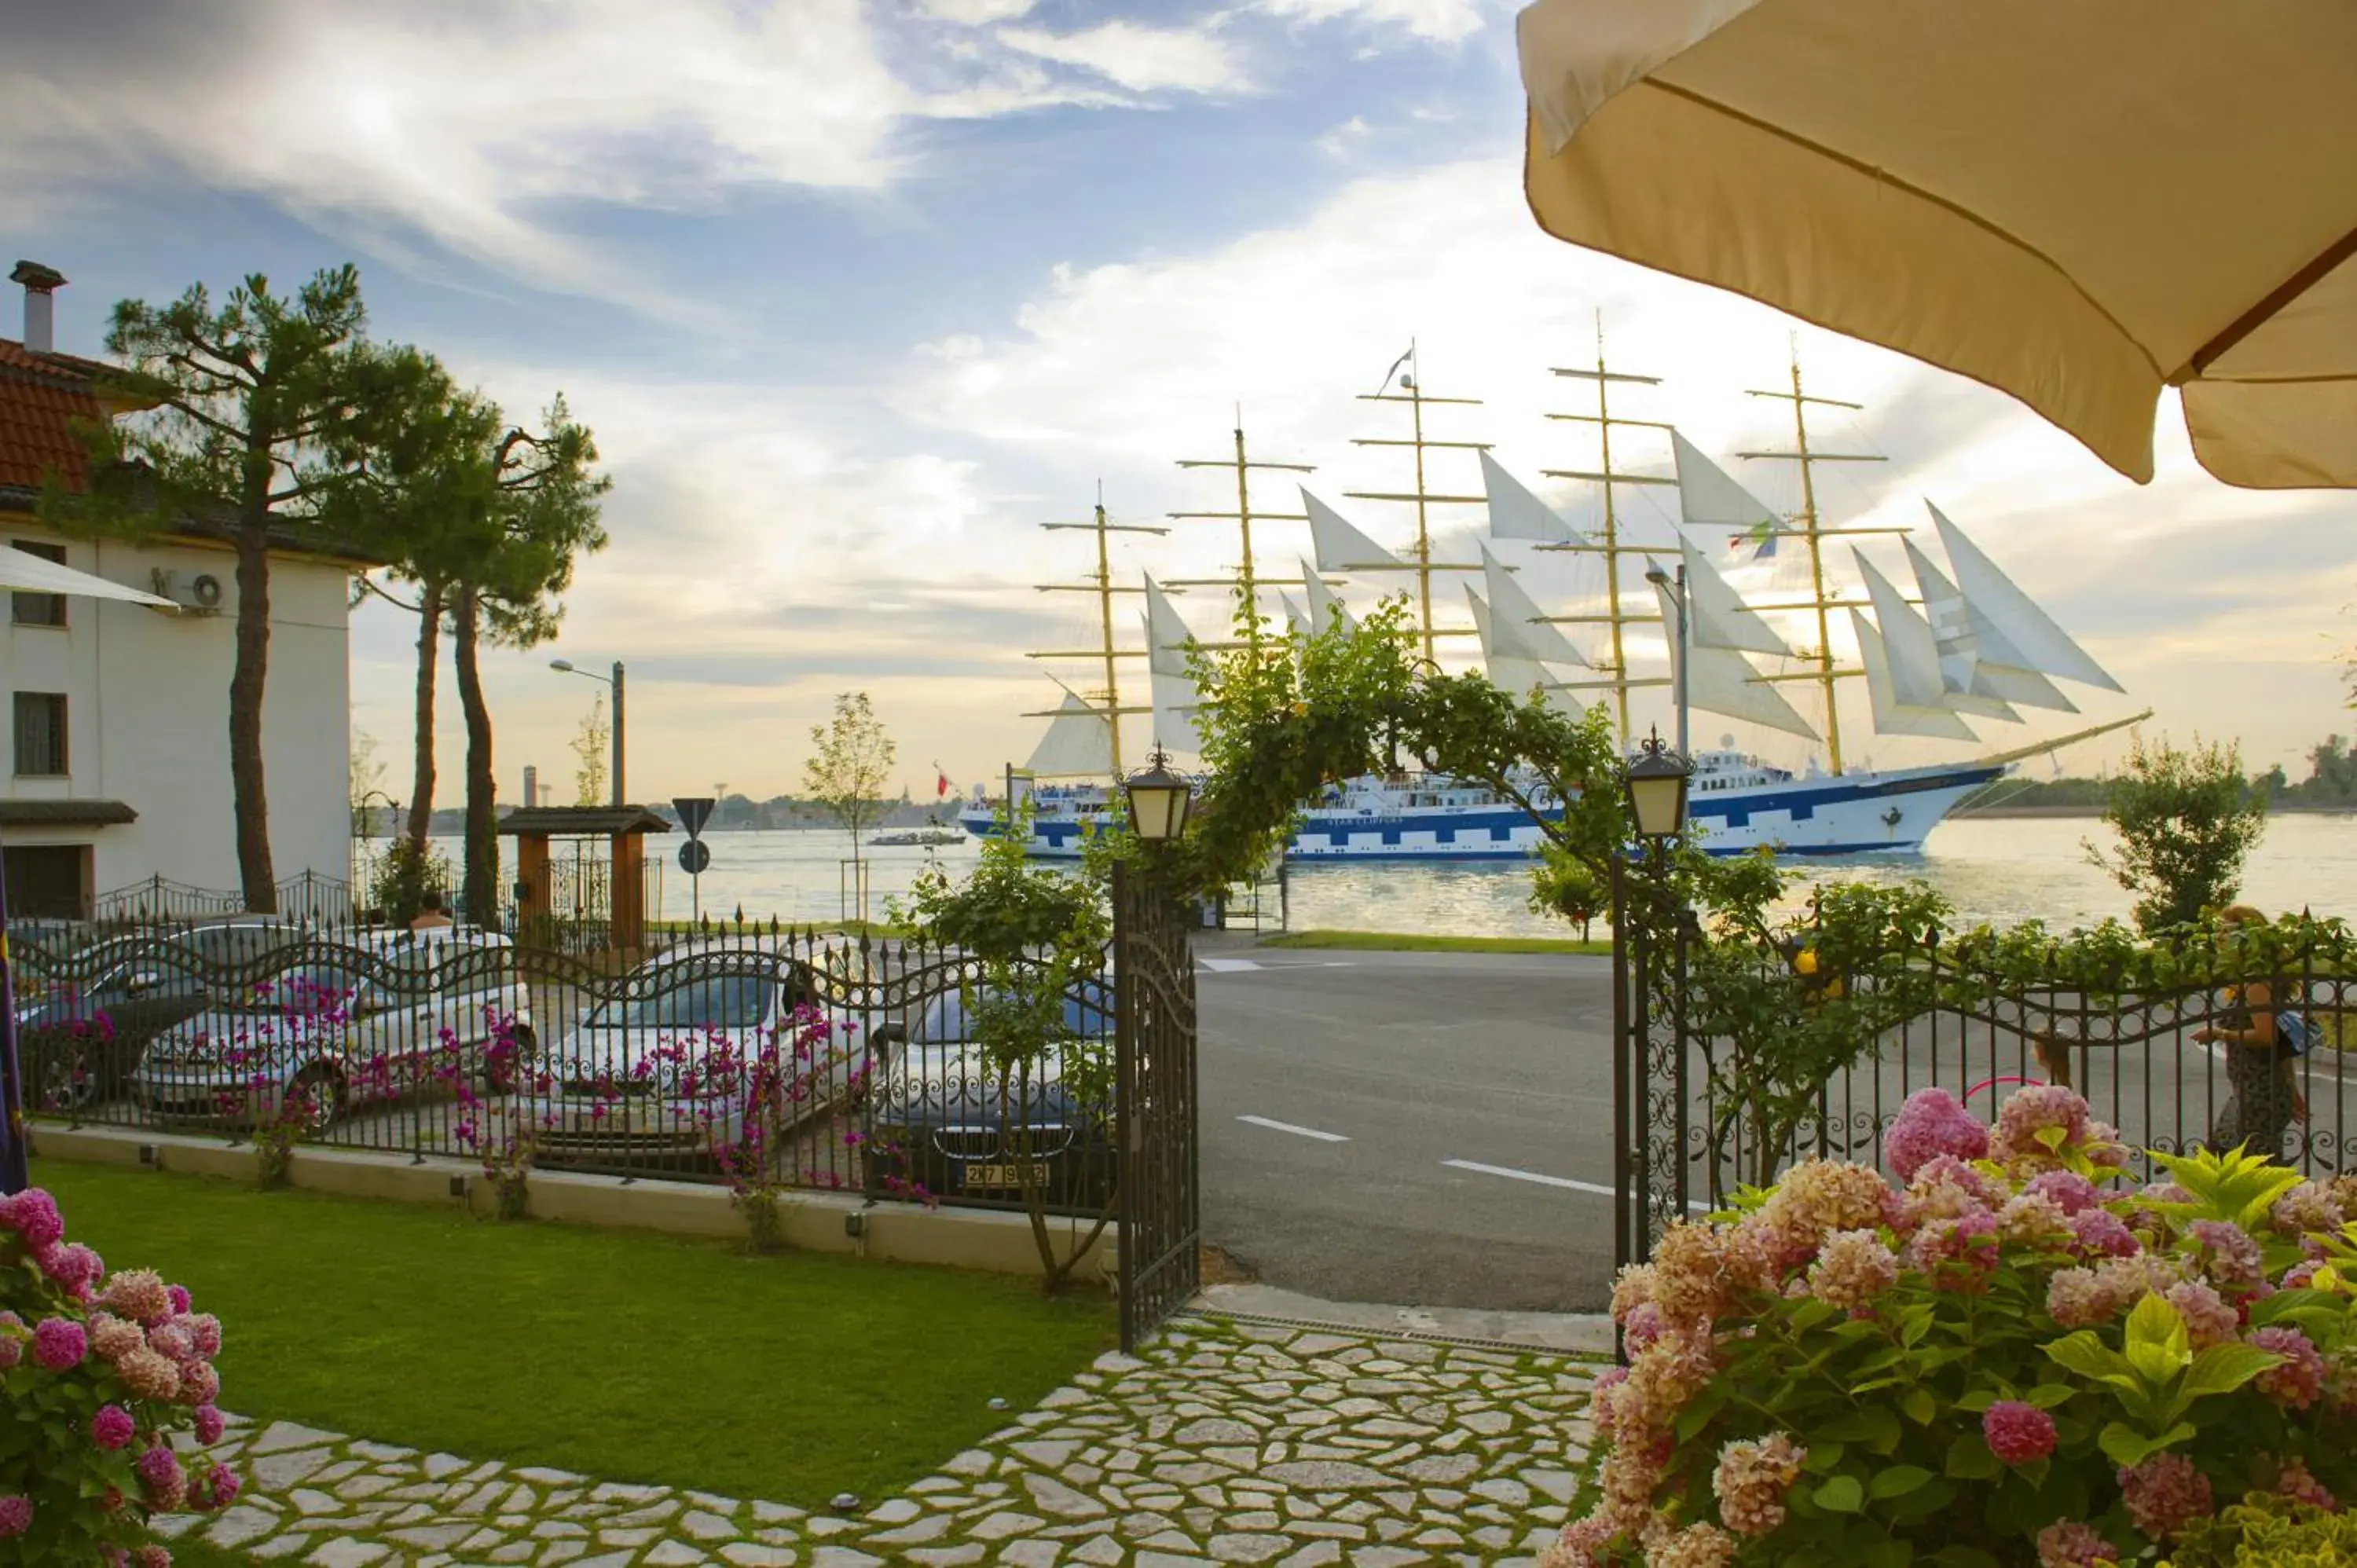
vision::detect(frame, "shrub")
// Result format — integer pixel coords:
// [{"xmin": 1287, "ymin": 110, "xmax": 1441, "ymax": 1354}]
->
[
  {"xmin": 2084, "ymin": 731, "xmax": 2269, "ymax": 935},
  {"xmin": 0, "ymin": 1188, "xmax": 239, "ymax": 1564},
  {"xmin": 2157, "ymin": 1492, "xmax": 2357, "ymax": 1567},
  {"xmin": 1548, "ymin": 1085, "xmax": 2357, "ymax": 1568}
]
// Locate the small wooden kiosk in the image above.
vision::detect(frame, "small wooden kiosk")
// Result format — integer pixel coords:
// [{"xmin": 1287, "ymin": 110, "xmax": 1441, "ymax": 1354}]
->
[{"xmin": 497, "ymin": 806, "xmax": 671, "ymax": 951}]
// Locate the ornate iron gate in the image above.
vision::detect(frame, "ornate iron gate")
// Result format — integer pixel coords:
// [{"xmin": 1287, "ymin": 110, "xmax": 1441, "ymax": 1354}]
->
[
  {"xmin": 1611, "ymin": 861, "xmax": 1694, "ymax": 1275},
  {"xmin": 1113, "ymin": 859, "xmax": 1200, "ymax": 1352}
]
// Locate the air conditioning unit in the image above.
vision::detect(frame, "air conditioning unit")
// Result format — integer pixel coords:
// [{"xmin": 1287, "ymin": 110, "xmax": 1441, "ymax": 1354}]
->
[{"xmin": 149, "ymin": 569, "xmax": 225, "ymax": 615}]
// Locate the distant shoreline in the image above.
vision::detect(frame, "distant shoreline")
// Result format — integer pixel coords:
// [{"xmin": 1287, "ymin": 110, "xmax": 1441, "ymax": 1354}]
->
[{"xmin": 1960, "ymin": 803, "xmax": 2357, "ymax": 819}]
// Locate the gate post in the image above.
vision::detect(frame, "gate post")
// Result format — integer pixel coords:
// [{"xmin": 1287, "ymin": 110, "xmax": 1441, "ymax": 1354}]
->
[{"xmin": 1114, "ymin": 856, "xmax": 1200, "ymax": 1354}]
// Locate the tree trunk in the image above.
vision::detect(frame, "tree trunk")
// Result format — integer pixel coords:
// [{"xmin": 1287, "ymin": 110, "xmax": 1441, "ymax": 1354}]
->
[
  {"xmin": 452, "ymin": 589, "xmax": 499, "ymax": 929},
  {"xmin": 405, "ymin": 582, "xmax": 442, "ymax": 846},
  {"xmin": 229, "ymin": 524, "xmax": 277, "ymax": 911}
]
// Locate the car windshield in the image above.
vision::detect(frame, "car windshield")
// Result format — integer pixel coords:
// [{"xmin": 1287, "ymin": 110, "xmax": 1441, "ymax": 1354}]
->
[
  {"xmin": 584, "ymin": 973, "xmax": 771, "ymax": 1031},
  {"xmin": 238, "ymin": 966, "xmax": 372, "ymax": 1014},
  {"xmin": 915, "ymin": 986, "xmax": 1109, "ymax": 1045}
]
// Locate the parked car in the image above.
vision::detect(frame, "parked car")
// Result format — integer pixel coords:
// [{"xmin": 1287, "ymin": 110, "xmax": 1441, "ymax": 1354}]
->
[
  {"xmin": 526, "ymin": 943, "xmax": 868, "ymax": 1172},
  {"xmin": 14, "ymin": 918, "xmax": 302, "ymax": 1113},
  {"xmin": 867, "ymin": 974, "xmax": 1116, "ymax": 1209},
  {"xmin": 132, "ymin": 926, "xmax": 530, "ymax": 1132}
]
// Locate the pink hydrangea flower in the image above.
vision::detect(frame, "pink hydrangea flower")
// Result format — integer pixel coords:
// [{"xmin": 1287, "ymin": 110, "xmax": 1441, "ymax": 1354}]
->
[
  {"xmin": 2275, "ymin": 1456, "xmax": 2341, "ymax": 1512},
  {"xmin": 1588, "ymin": 1367, "xmax": 1629, "ymax": 1444},
  {"xmin": 2185, "ymin": 1218, "xmax": 2266, "ymax": 1295},
  {"xmin": 197, "ymin": 1465, "xmax": 241, "ymax": 1511},
  {"xmin": 35, "ymin": 1240, "xmax": 104, "ymax": 1293},
  {"xmin": 0, "ymin": 1497, "xmax": 30, "ymax": 1539},
  {"xmin": 1540, "ymin": 1515, "xmax": 1617, "ymax": 1568},
  {"xmin": 146, "ymin": 1322, "xmax": 192, "ymax": 1361},
  {"xmin": 2026, "ymin": 1171, "xmax": 2101, "ymax": 1216},
  {"xmin": 1998, "ymin": 1192, "xmax": 2073, "ymax": 1247},
  {"xmin": 1886, "ymin": 1088, "xmax": 1989, "ymax": 1181},
  {"xmin": 2166, "ymin": 1279, "xmax": 2239, "ymax": 1350},
  {"xmin": 2284, "ymin": 1258, "xmax": 2326, "ymax": 1289},
  {"xmin": 2, "ymin": 1189, "xmax": 65, "ymax": 1247},
  {"xmin": 132, "ymin": 1546, "xmax": 170, "ymax": 1568},
  {"xmin": 1712, "ymin": 1432, "xmax": 1807, "ymax": 1537},
  {"xmin": 32, "ymin": 1317, "xmax": 86, "ymax": 1370},
  {"xmin": 0, "ymin": 1313, "xmax": 20, "ymax": 1372},
  {"xmin": 2067, "ymin": 1208, "xmax": 2140, "ymax": 1259},
  {"xmin": 2252, "ymin": 1325, "xmax": 2327, "ymax": 1409},
  {"xmin": 2271, "ymin": 1181, "xmax": 2344, "ymax": 1236},
  {"xmin": 2120, "ymin": 1453, "xmax": 2212, "ymax": 1540},
  {"xmin": 135, "ymin": 1445, "xmax": 186, "ymax": 1511},
  {"xmin": 192, "ymin": 1405, "xmax": 226, "ymax": 1445},
  {"xmin": 1909, "ymin": 1211, "xmax": 2000, "ymax": 1292},
  {"xmin": 1992, "ymin": 1084, "xmax": 2092, "ymax": 1166},
  {"xmin": 2036, "ymin": 1522, "xmax": 2119, "ymax": 1568},
  {"xmin": 178, "ymin": 1360, "xmax": 220, "ymax": 1405},
  {"xmin": 101, "ymin": 1269, "xmax": 170, "ymax": 1324},
  {"xmin": 90, "ymin": 1404, "xmax": 136, "ymax": 1451},
  {"xmin": 90, "ymin": 1317, "xmax": 143, "ymax": 1364},
  {"xmin": 1903, "ymin": 1155, "xmax": 2003, "ymax": 1226},
  {"xmin": 166, "ymin": 1285, "xmax": 192, "ymax": 1315},
  {"xmin": 1759, "ymin": 1160, "xmax": 1893, "ymax": 1250},
  {"xmin": 1983, "ymin": 1401, "xmax": 2058, "ymax": 1464},
  {"xmin": 182, "ymin": 1313, "xmax": 222, "ymax": 1358},
  {"xmin": 1647, "ymin": 1520, "xmax": 1736, "ymax": 1568},
  {"xmin": 1807, "ymin": 1229, "xmax": 1900, "ymax": 1313}
]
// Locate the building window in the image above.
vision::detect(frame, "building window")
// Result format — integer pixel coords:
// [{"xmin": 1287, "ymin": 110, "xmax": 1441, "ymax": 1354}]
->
[
  {"xmin": 12, "ymin": 692, "xmax": 68, "ymax": 776},
  {"xmin": 9, "ymin": 541, "xmax": 67, "ymax": 628}
]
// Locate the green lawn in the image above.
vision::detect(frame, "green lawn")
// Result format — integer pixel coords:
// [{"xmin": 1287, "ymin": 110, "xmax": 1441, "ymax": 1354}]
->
[
  {"xmin": 35, "ymin": 1161, "xmax": 1113, "ymax": 1509},
  {"xmin": 1259, "ymin": 928, "xmax": 1612, "ymax": 955}
]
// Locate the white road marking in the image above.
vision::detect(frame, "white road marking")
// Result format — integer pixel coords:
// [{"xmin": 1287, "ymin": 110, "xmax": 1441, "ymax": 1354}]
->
[
  {"xmin": 1239, "ymin": 1115, "xmax": 1351, "ymax": 1143},
  {"xmin": 1199, "ymin": 957, "xmax": 1359, "ymax": 974},
  {"xmin": 1200, "ymin": 958, "xmax": 1263, "ymax": 973},
  {"xmin": 1444, "ymin": 1159, "xmax": 1711, "ymax": 1210}
]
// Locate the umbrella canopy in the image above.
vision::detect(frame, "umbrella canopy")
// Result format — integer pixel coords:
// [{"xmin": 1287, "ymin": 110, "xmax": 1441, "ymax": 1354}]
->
[
  {"xmin": 0, "ymin": 547, "xmax": 176, "ymax": 608},
  {"xmin": 1516, "ymin": 0, "xmax": 2357, "ymax": 488}
]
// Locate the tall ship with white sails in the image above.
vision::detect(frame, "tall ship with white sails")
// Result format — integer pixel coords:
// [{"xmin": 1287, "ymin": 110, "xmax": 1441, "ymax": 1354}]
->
[{"xmin": 970, "ymin": 337, "xmax": 2145, "ymax": 860}]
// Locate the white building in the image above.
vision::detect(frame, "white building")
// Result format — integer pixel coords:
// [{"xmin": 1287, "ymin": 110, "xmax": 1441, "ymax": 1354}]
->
[{"xmin": 2, "ymin": 261, "xmax": 372, "ymax": 918}]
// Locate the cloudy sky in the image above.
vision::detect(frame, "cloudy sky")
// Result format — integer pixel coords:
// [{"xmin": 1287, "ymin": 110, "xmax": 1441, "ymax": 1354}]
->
[{"xmin": 8, "ymin": 0, "xmax": 2352, "ymax": 804}]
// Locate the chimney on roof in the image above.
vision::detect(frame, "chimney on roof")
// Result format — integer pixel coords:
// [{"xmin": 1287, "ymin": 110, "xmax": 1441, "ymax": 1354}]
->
[{"xmin": 9, "ymin": 261, "xmax": 66, "ymax": 355}]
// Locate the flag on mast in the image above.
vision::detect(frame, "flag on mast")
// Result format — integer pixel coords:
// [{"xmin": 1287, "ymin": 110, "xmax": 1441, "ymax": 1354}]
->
[{"xmin": 933, "ymin": 762, "xmax": 950, "ymax": 798}]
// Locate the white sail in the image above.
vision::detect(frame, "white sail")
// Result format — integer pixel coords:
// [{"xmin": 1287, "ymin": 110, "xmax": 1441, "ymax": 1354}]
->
[
  {"xmin": 1025, "ymin": 692, "xmax": 1116, "ymax": 777},
  {"xmin": 1141, "ymin": 577, "xmax": 1203, "ymax": 753},
  {"xmin": 1679, "ymin": 536, "xmax": 1794, "ymax": 657},
  {"xmin": 1930, "ymin": 502, "xmax": 2123, "ymax": 693},
  {"xmin": 1849, "ymin": 609, "xmax": 1978, "ymax": 741},
  {"xmin": 1853, "ymin": 550, "xmax": 1948, "ymax": 709},
  {"xmin": 1468, "ymin": 585, "xmax": 1579, "ymax": 713},
  {"xmin": 1301, "ymin": 488, "xmax": 1403, "ymax": 573},
  {"xmin": 1899, "ymin": 537, "xmax": 2036, "ymax": 720},
  {"xmin": 1479, "ymin": 452, "xmax": 1578, "ymax": 545},
  {"xmin": 1301, "ymin": 559, "xmax": 1356, "ymax": 632},
  {"xmin": 1671, "ymin": 430, "xmax": 1781, "ymax": 540},
  {"xmin": 1279, "ymin": 592, "xmax": 1312, "ymax": 636},
  {"xmin": 1653, "ymin": 579, "xmax": 1820, "ymax": 741},
  {"xmin": 1482, "ymin": 543, "xmax": 1589, "ymax": 666}
]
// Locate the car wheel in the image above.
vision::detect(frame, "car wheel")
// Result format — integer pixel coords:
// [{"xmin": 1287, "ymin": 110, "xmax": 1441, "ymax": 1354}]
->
[{"xmin": 287, "ymin": 1064, "xmax": 346, "ymax": 1134}]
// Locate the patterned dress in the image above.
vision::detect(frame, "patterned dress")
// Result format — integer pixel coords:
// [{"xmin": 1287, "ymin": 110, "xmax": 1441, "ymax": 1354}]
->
[{"xmin": 2206, "ymin": 985, "xmax": 2298, "ymax": 1163}]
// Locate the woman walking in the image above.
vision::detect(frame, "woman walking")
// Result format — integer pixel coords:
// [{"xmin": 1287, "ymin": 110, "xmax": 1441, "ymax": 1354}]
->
[{"xmin": 2191, "ymin": 905, "xmax": 2304, "ymax": 1163}]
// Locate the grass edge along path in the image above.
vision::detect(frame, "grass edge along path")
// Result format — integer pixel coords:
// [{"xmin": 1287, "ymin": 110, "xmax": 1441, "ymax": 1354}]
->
[
  {"xmin": 34, "ymin": 1160, "xmax": 1112, "ymax": 1511},
  {"xmin": 1260, "ymin": 929, "xmax": 1611, "ymax": 956}
]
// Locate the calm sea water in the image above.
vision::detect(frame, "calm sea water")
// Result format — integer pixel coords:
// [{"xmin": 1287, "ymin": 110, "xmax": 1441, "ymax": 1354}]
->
[{"xmin": 405, "ymin": 813, "xmax": 2357, "ymax": 937}]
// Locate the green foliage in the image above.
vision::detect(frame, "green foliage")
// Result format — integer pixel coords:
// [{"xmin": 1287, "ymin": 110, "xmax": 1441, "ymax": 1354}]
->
[
  {"xmin": 2087, "ymin": 732, "xmax": 2271, "ymax": 933},
  {"xmin": 805, "ymin": 694, "xmax": 899, "ymax": 918},
  {"xmin": 1688, "ymin": 877, "xmax": 1954, "ymax": 1188},
  {"xmin": 2160, "ymin": 1493, "xmax": 2357, "ymax": 1566},
  {"xmin": 368, "ymin": 837, "xmax": 453, "ymax": 925},
  {"xmin": 893, "ymin": 804, "xmax": 1114, "ymax": 1292},
  {"xmin": 1530, "ymin": 841, "xmax": 1606, "ymax": 940}
]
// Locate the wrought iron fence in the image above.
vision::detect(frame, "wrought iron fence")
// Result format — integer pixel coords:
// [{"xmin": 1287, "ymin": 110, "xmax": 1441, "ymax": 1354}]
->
[
  {"xmin": 10, "ymin": 917, "xmax": 1116, "ymax": 1218},
  {"xmin": 1627, "ymin": 924, "xmax": 2357, "ymax": 1265}
]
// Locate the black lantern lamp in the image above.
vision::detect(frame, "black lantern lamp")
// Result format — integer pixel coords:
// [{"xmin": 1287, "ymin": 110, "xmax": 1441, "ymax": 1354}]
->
[
  {"xmin": 1123, "ymin": 746, "xmax": 1194, "ymax": 842},
  {"xmin": 1623, "ymin": 728, "xmax": 1692, "ymax": 843}
]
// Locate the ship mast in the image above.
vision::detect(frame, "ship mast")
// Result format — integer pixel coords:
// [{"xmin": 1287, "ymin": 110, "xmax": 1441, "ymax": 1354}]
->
[
  {"xmin": 1735, "ymin": 340, "xmax": 1902, "ymax": 775},
  {"xmin": 1028, "ymin": 489, "xmax": 1166, "ymax": 773},
  {"xmin": 1165, "ymin": 415, "xmax": 1314, "ymax": 647},
  {"xmin": 1348, "ymin": 343, "xmax": 1488, "ymax": 664},
  {"xmin": 1534, "ymin": 317, "xmax": 1675, "ymax": 740}
]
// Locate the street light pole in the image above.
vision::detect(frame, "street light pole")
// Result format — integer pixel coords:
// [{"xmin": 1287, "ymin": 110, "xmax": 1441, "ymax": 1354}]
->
[{"xmin": 610, "ymin": 661, "xmax": 625, "ymax": 808}]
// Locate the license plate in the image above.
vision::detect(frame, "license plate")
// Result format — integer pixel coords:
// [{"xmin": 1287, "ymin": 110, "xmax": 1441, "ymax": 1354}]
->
[{"xmin": 963, "ymin": 1163, "xmax": 1050, "ymax": 1189}]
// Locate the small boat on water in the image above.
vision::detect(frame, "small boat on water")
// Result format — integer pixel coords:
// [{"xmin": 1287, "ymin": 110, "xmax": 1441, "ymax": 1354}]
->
[{"xmin": 871, "ymin": 826, "xmax": 967, "ymax": 848}]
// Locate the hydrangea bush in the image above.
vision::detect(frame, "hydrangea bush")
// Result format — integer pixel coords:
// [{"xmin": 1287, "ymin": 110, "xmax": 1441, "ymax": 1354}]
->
[
  {"xmin": 1549, "ymin": 1084, "xmax": 2357, "ymax": 1568},
  {"xmin": 0, "ymin": 1187, "xmax": 238, "ymax": 1564}
]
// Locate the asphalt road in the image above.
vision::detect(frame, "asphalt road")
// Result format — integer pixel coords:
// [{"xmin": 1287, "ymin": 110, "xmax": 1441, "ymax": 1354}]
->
[{"xmin": 1195, "ymin": 943, "xmax": 1622, "ymax": 1313}]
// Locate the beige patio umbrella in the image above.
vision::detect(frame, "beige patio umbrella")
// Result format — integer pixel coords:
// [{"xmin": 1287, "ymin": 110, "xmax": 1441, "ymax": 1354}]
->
[
  {"xmin": 0, "ymin": 548, "xmax": 175, "ymax": 607},
  {"xmin": 1516, "ymin": 0, "xmax": 2357, "ymax": 488}
]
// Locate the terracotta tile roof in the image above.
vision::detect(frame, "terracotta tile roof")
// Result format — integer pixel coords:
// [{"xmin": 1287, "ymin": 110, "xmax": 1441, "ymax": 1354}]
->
[{"xmin": 0, "ymin": 336, "xmax": 107, "ymax": 493}]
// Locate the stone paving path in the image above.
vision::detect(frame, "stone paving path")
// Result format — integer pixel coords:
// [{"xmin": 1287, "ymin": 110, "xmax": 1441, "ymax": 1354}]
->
[{"xmin": 157, "ymin": 1313, "xmax": 1598, "ymax": 1567}]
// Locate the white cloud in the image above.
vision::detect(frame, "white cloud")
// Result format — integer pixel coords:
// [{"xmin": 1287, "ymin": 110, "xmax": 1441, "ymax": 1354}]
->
[
  {"xmin": 998, "ymin": 20, "xmax": 1250, "ymax": 95},
  {"xmin": 1316, "ymin": 115, "xmax": 1373, "ymax": 156},
  {"xmin": 1254, "ymin": 0, "xmax": 1490, "ymax": 44},
  {"xmin": 921, "ymin": 0, "xmax": 1039, "ymax": 20}
]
